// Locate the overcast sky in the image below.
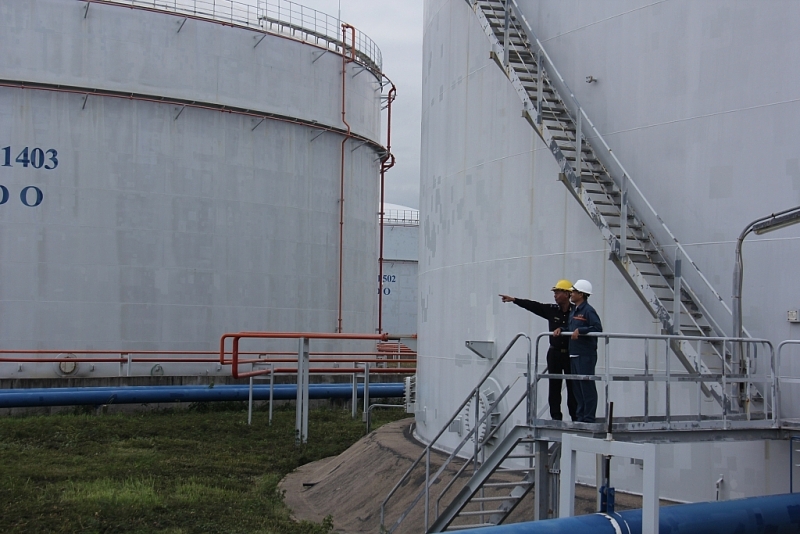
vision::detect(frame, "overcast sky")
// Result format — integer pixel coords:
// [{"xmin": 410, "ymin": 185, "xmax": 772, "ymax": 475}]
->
[{"xmin": 247, "ymin": 0, "xmax": 424, "ymax": 209}]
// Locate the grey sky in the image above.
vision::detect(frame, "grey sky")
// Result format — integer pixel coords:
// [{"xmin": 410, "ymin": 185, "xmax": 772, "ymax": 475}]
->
[{"xmin": 248, "ymin": 0, "xmax": 423, "ymax": 209}]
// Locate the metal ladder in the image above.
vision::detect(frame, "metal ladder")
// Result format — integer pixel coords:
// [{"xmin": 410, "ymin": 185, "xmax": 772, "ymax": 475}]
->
[{"xmin": 467, "ymin": 0, "xmax": 747, "ymax": 410}]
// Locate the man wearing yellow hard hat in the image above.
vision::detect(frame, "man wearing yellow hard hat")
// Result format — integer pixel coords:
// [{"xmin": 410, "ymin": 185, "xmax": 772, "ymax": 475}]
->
[{"xmin": 499, "ymin": 280, "xmax": 577, "ymax": 421}]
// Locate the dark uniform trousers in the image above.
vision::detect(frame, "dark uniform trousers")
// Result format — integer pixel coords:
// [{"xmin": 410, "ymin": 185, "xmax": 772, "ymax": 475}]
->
[{"xmin": 546, "ymin": 346, "xmax": 577, "ymax": 421}]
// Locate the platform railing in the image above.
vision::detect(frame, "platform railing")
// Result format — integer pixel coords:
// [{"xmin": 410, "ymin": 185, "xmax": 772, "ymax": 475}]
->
[
  {"xmin": 532, "ymin": 332, "xmax": 778, "ymax": 429},
  {"xmin": 85, "ymin": 0, "xmax": 382, "ymax": 73},
  {"xmin": 777, "ymin": 340, "xmax": 800, "ymax": 425}
]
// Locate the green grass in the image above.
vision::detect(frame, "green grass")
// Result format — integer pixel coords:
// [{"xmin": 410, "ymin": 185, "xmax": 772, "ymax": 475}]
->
[{"xmin": 0, "ymin": 401, "xmax": 409, "ymax": 533}]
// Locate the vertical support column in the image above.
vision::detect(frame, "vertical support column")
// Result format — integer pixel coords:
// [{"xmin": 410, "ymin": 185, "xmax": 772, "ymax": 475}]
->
[
  {"xmin": 534, "ymin": 440, "xmax": 550, "ymax": 520},
  {"xmin": 558, "ymin": 434, "xmax": 577, "ymax": 518},
  {"xmin": 642, "ymin": 443, "xmax": 660, "ymax": 534},
  {"xmin": 295, "ymin": 337, "xmax": 310, "ymax": 445},
  {"xmin": 595, "ymin": 454, "xmax": 604, "ymax": 511}
]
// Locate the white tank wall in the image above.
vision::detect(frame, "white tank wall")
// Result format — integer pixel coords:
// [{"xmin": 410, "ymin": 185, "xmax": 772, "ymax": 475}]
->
[
  {"xmin": 419, "ymin": 0, "xmax": 799, "ymax": 502},
  {"xmin": 1, "ymin": 0, "xmax": 379, "ymax": 141},
  {"xmin": 0, "ymin": 0, "xmax": 383, "ymax": 377}
]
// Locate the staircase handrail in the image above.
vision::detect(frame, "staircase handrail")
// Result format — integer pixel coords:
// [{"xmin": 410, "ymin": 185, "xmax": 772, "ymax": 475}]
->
[
  {"xmin": 380, "ymin": 332, "xmax": 531, "ymax": 533},
  {"xmin": 496, "ymin": 0, "xmax": 735, "ymax": 338},
  {"xmin": 434, "ymin": 377, "xmax": 530, "ymax": 517}
]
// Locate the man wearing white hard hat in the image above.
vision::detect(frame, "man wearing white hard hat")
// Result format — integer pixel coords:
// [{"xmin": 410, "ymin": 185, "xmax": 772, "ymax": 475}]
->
[{"xmin": 554, "ymin": 279, "xmax": 603, "ymax": 423}]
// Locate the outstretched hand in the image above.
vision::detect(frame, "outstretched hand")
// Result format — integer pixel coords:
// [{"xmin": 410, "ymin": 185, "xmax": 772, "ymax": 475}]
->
[{"xmin": 499, "ymin": 294, "xmax": 514, "ymax": 303}]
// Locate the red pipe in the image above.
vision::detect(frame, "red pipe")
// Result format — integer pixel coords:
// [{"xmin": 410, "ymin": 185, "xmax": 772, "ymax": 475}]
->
[
  {"xmin": 378, "ymin": 79, "xmax": 397, "ymax": 333},
  {"xmin": 219, "ymin": 331, "xmax": 393, "ymax": 378},
  {"xmin": 337, "ymin": 23, "xmax": 357, "ymax": 333}
]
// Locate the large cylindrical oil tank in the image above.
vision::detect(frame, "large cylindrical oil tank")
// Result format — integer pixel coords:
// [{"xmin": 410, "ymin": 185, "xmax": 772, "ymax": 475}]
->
[
  {"xmin": 0, "ymin": 0, "xmax": 385, "ymax": 377},
  {"xmin": 418, "ymin": 0, "xmax": 800, "ymax": 503}
]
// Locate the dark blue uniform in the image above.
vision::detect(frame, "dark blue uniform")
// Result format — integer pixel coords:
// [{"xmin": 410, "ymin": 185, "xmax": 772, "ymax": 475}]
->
[
  {"xmin": 513, "ymin": 299, "xmax": 577, "ymax": 421},
  {"xmin": 567, "ymin": 300, "xmax": 603, "ymax": 423}
]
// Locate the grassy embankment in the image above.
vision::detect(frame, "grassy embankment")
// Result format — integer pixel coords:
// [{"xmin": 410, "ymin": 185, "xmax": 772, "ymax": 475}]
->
[{"xmin": 0, "ymin": 402, "xmax": 409, "ymax": 533}]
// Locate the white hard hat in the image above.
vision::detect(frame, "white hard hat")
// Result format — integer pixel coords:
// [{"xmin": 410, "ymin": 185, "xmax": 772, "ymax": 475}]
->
[{"xmin": 571, "ymin": 279, "xmax": 593, "ymax": 295}]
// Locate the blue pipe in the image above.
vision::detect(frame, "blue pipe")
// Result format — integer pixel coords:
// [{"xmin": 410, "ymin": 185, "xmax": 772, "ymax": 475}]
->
[
  {"xmin": 448, "ymin": 493, "xmax": 800, "ymax": 534},
  {"xmin": 0, "ymin": 383, "xmax": 405, "ymax": 408}
]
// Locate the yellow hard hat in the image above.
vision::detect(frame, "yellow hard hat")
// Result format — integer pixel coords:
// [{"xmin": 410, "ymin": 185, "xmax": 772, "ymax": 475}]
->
[{"xmin": 551, "ymin": 279, "xmax": 573, "ymax": 291}]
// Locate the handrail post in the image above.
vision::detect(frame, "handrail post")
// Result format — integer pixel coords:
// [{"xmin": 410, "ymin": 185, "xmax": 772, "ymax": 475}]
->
[
  {"xmin": 574, "ymin": 110, "xmax": 582, "ymax": 177},
  {"xmin": 673, "ymin": 254, "xmax": 682, "ymax": 334},
  {"xmin": 536, "ymin": 49, "xmax": 543, "ymax": 125},
  {"xmin": 295, "ymin": 337, "xmax": 310, "ymax": 445},
  {"xmin": 269, "ymin": 362, "xmax": 274, "ymax": 426},
  {"xmin": 620, "ymin": 173, "xmax": 628, "ymax": 257},
  {"xmin": 352, "ymin": 362, "xmax": 358, "ymax": 418},
  {"xmin": 665, "ymin": 340, "xmax": 671, "ymax": 423},
  {"xmin": 248, "ymin": 373, "xmax": 254, "ymax": 425},
  {"xmin": 424, "ymin": 448, "xmax": 431, "ymax": 530},
  {"xmin": 502, "ymin": 0, "xmax": 510, "ymax": 68},
  {"xmin": 363, "ymin": 362, "xmax": 371, "ymax": 418},
  {"xmin": 644, "ymin": 339, "xmax": 649, "ymax": 422},
  {"xmin": 604, "ymin": 337, "xmax": 610, "ymax": 421}
]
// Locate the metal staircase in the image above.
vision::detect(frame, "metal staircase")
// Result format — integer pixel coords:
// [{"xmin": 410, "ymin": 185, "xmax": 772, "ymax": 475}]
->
[
  {"xmin": 468, "ymin": 0, "xmax": 749, "ymax": 410},
  {"xmin": 429, "ymin": 426, "xmax": 542, "ymax": 532}
]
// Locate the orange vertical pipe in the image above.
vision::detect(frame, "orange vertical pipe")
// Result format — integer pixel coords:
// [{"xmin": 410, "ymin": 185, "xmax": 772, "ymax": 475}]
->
[
  {"xmin": 378, "ymin": 81, "xmax": 396, "ymax": 333},
  {"xmin": 337, "ymin": 23, "xmax": 356, "ymax": 333}
]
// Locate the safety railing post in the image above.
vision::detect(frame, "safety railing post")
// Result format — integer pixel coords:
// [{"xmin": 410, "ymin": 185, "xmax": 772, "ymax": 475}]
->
[
  {"xmin": 536, "ymin": 50, "xmax": 543, "ymax": 125},
  {"xmin": 722, "ymin": 340, "xmax": 728, "ymax": 426},
  {"xmin": 502, "ymin": 0, "xmax": 510, "ymax": 68},
  {"xmin": 362, "ymin": 362, "xmax": 371, "ymax": 419},
  {"xmin": 574, "ymin": 110, "xmax": 582, "ymax": 179},
  {"xmin": 295, "ymin": 337, "xmax": 310, "ymax": 445},
  {"xmin": 673, "ymin": 254, "xmax": 682, "ymax": 334},
  {"xmin": 248, "ymin": 373, "xmax": 254, "ymax": 425},
  {"xmin": 269, "ymin": 362, "xmax": 274, "ymax": 425},
  {"xmin": 351, "ymin": 362, "xmax": 358, "ymax": 418},
  {"xmin": 620, "ymin": 173, "xmax": 628, "ymax": 257},
  {"xmin": 665, "ymin": 340, "xmax": 671, "ymax": 423},
  {"xmin": 424, "ymin": 448, "xmax": 431, "ymax": 530},
  {"xmin": 644, "ymin": 339, "xmax": 649, "ymax": 422},
  {"xmin": 604, "ymin": 338, "xmax": 610, "ymax": 420}
]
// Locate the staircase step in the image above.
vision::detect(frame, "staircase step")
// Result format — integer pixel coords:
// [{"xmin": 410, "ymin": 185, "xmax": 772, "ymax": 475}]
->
[
  {"xmin": 444, "ymin": 523, "xmax": 495, "ymax": 531},
  {"xmin": 458, "ymin": 509, "xmax": 506, "ymax": 517},
  {"xmin": 482, "ymin": 481, "xmax": 527, "ymax": 488},
  {"xmin": 470, "ymin": 495, "xmax": 519, "ymax": 503}
]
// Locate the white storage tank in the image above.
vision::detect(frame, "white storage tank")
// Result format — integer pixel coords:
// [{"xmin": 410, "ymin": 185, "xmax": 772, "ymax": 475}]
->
[
  {"xmin": 418, "ymin": 0, "xmax": 800, "ymax": 502},
  {"xmin": 0, "ymin": 0, "xmax": 386, "ymax": 378},
  {"xmin": 380, "ymin": 203, "xmax": 418, "ymax": 340}
]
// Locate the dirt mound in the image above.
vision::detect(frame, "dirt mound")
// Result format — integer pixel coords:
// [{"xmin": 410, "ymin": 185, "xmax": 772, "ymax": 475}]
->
[{"xmin": 280, "ymin": 418, "xmax": 653, "ymax": 533}]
